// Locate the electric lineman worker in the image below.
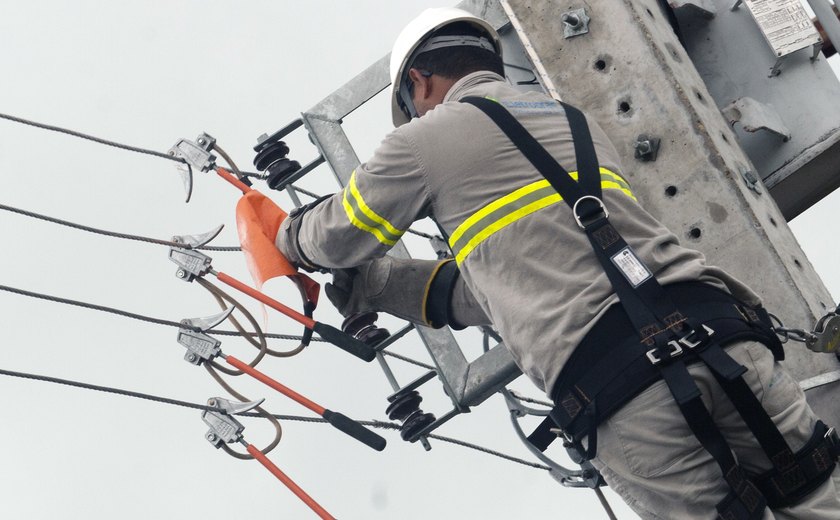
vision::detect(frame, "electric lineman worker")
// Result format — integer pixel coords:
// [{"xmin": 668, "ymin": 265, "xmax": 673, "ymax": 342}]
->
[{"xmin": 274, "ymin": 8, "xmax": 840, "ymax": 519}]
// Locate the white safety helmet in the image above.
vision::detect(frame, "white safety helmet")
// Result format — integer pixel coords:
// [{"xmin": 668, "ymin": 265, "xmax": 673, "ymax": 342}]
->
[{"xmin": 389, "ymin": 7, "xmax": 502, "ymax": 127}]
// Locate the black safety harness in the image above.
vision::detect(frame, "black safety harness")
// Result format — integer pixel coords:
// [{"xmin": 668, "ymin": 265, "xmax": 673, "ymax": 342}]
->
[{"xmin": 461, "ymin": 96, "xmax": 839, "ymax": 519}]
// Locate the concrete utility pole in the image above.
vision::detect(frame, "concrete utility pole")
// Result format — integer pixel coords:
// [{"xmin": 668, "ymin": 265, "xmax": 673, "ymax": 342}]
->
[{"xmin": 499, "ymin": 0, "xmax": 839, "ymax": 422}]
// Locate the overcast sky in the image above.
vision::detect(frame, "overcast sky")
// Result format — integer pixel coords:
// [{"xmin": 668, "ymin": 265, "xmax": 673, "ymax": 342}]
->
[{"xmin": 0, "ymin": 2, "xmax": 837, "ymax": 520}]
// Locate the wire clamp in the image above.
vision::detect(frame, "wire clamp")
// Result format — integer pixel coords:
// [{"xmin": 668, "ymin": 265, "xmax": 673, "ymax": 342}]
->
[
  {"xmin": 177, "ymin": 307, "xmax": 234, "ymax": 365},
  {"xmin": 168, "ymin": 225, "xmax": 224, "ymax": 281},
  {"xmin": 168, "ymin": 133, "xmax": 217, "ymax": 202},
  {"xmin": 202, "ymin": 396, "xmax": 264, "ymax": 448}
]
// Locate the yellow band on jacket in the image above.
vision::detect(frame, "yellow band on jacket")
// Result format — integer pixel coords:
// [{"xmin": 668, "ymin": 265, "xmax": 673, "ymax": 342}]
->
[
  {"xmin": 342, "ymin": 170, "xmax": 405, "ymax": 246},
  {"xmin": 449, "ymin": 168, "xmax": 634, "ymax": 265}
]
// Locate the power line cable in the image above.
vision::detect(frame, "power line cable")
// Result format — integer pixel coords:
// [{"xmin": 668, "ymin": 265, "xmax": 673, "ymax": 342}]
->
[
  {"xmin": 0, "ymin": 111, "xmax": 182, "ymax": 163},
  {"xmin": 0, "ymin": 114, "xmax": 439, "ymax": 366},
  {"xmin": 0, "ymin": 282, "xmax": 436, "ymax": 368},
  {"xmin": 0, "ymin": 366, "xmax": 549, "ymax": 471},
  {"xmin": 1, "ymin": 110, "xmax": 440, "ymax": 243},
  {"xmin": 0, "ymin": 202, "xmax": 241, "ymax": 251},
  {"xmin": 0, "ymin": 283, "xmax": 314, "ymax": 341}
]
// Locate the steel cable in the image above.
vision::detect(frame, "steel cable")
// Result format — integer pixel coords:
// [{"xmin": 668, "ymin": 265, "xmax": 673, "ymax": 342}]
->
[
  {"xmin": 0, "ymin": 282, "xmax": 436, "ymax": 369},
  {"xmin": 0, "ymin": 202, "xmax": 241, "ymax": 251},
  {"xmin": 0, "ymin": 111, "xmax": 182, "ymax": 162},
  {"xmin": 0, "ymin": 283, "xmax": 315, "ymax": 341},
  {"xmin": 0, "ymin": 366, "xmax": 550, "ymax": 471}
]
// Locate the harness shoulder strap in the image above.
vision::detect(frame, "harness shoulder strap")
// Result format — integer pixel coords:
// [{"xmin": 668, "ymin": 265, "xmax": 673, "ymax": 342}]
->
[{"xmin": 461, "ymin": 96, "xmax": 837, "ymax": 514}]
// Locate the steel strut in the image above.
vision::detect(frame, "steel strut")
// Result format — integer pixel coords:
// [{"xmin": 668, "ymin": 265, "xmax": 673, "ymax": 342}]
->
[
  {"xmin": 180, "ymin": 310, "xmax": 386, "ymax": 452},
  {"xmin": 168, "ymin": 226, "xmax": 375, "ymax": 362},
  {"xmin": 202, "ymin": 397, "xmax": 337, "ymax": 520}
]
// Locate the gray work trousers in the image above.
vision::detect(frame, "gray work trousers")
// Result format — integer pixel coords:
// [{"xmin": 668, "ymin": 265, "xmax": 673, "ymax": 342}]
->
[{"xmin": 590, "ymin": 341, "xmax": 840, "ymax": 519}]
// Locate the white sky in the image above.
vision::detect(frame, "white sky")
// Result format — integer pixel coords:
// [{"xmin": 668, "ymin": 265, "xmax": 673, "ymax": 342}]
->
[{"xmin": 0, "ymin": 2, "xmax": 837, "ymax": 520}]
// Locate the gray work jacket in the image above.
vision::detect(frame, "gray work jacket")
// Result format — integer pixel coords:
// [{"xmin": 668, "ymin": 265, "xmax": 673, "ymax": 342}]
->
[{"xmin": 279, "ymin": 71, "xmax": 759, "ymax": 395}]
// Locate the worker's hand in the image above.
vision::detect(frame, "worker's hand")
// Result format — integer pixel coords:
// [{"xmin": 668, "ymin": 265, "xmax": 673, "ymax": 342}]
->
[
  {"xmin": 275, "ymin": 195, "xmax": 330, "ymax": 273},
  {"xmin": 323, "ymin": 267, "xmax": 363, "ymax": 316},
  {"xmin": 325, "ymin": 256, "xmax": 443, "ymax": 325}
]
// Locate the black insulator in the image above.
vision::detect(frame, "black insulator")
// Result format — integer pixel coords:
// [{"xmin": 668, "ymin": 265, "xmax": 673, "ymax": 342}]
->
[
  {"xmin": 400, "ymin": 411, "xmax": 436, "ymax": 442},
  {"xmin": 386, "ymin": 390, "xmax": 423, "ymax": 421},
  {"xmin": 253, "ymin": 140, "xmax": 290, "ymax": 171},
  {"xmin": 342, "ymin": 312, "xmax": 390, "ymax": 347},
  {"xmin": 265, "ymin": 158, "xmax": 301, "ymax": 190},
  {"xmin": 254, "ymin": 138, "xmax": 301, "ymax": 191}
]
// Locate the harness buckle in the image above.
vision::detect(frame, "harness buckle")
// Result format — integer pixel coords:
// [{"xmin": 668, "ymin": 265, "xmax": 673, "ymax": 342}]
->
[
  {"xmin": 679, "ymin": 324, "xmax": 715, "ymax": 349},
  {"xmin": 646, "ymin": 341, "xmax": 684, "ymax": 365},
  {"xmin": 572, "ymin": 195, "xmax": 609, "ymax": 229}
]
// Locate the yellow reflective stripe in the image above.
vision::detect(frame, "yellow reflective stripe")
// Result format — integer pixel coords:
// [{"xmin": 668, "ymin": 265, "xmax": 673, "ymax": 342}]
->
[
  {"xmin": 455, "ymin": 191, "xmax": 561, "ymax": 264},
  {"xmin": 348, "ymin": 171, "xmax": 404, "ymax": 238},
  {"xmin": 449, "ymin": 168, "xmax": 633, "ymax": 264},
  {"xmin": 341, "ymin": 170, "xmax": 405, "ymax": 246},
  {"xmin": 448, "ymin": 178, "xmax": 549, "ymax": 247}
]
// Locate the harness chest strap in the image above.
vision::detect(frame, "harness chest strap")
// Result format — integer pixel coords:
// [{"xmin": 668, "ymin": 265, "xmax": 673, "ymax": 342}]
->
[{"xmin": 460, "ymin": 96, "xmax": 838, "ymax": 516}]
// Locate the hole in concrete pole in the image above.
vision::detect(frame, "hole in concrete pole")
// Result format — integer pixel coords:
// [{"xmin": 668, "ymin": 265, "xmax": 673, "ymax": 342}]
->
[
  {"xmin": 721, "ymin": 133, "xmax": 729, "ymax": 144},
  {"xmin": 769, "ymin": 217, "xmax": 777, "ymax": 227},
  {"xmin": 646, "ymin": 8, "xmax": 654, "ymax": 18},
  {"xmin": 665, "ymin": 185, "xmax": 678, "ymax": 197},
  {"xmin": 794, "ymin": 259, "xmax": 802, "ymax": 269},
  {"xmin": 689, "ymin": 227, "xmax": 702, "ymax": 239},
  {"xmin": 695, "ymin": 90, "xmax": 706, "ymax": 104},
  {"xmin": 618, "ymin": 100, "xmax": 632, "ymax": 114},
  {"xmin": 595, "ymin": 59, "xmax": 607, "ymax": 71}
]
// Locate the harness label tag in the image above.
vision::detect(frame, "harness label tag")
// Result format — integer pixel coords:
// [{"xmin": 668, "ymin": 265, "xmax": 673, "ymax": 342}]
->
[{"xmin": 611, "ymin": 246, "xmax": 652, "ymax": 287}]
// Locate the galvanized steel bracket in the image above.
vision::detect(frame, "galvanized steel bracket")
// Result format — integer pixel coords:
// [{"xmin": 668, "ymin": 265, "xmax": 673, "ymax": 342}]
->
[
  {"xmin": 669, "ymin": 0, "xmax": 716, "ymax": 19},
  {"xmin": 722, "ymin": 97, "xmax": 791, "ymax": 141}
]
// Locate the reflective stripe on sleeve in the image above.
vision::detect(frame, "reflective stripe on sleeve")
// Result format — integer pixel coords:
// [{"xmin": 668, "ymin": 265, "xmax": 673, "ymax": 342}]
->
[
  {"xmin": 449, "ymin": 168, "xmax": 635, "ymax": 265},
  {"xmin": 342, "ymin": 170, "xmax": 405, "ymax": 246}
]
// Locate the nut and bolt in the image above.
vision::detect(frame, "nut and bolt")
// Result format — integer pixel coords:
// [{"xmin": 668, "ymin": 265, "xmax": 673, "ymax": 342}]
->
[
  {"xmin": 634, "ymin": 135, "xmax": 661, "ymax": 162},
  {"xmin": 206, "ymin": 433, "xmax": 217, "ymax": 442},
  {"xmin": 562, "ymin": 13, "xmax": 582, "ymax": 29},
  {"xmin": 176, "ymin": 269, "xmax": 187, "ymax": 279},
  {"xmin": 187, "ymin": 353, "xmax": 197, "ymax": 362}
]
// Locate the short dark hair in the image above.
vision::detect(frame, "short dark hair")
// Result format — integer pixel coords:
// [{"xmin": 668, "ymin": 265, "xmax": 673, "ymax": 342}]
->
[{"xmin": 410, "ymin": 22, "xmax": 504, "ymax": 80}]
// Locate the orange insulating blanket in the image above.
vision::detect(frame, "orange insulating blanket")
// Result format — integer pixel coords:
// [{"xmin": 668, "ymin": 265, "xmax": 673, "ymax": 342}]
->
[{"xmin": 235, "ymin": 190, "xmax": 320, "ymax": 306}]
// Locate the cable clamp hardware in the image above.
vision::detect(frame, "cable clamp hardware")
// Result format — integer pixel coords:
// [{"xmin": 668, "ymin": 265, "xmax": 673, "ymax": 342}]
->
[
  {"xmin": 168, "ymin": 133, "xmax": 216, "ymax": 202},
  {"xmin": 202, "ymin": 396, "xmax": 264, "ymax": 448},
  {"xmin": 168, "ymin": 225, "xmax": 224, "ymax": 281},
  {"xmin": 177, "ymin": 307, "xmax": 234, "ymax": 365}
]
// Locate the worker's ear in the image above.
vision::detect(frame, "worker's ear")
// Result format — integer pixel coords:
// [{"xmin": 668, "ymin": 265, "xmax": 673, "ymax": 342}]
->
[{"xmin": 408, "ymin": 68, "xmax": 434, "ymax": 100}]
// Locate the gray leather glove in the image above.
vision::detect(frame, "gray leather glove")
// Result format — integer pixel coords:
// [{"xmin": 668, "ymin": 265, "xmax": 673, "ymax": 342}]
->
[{"xmin": 325, "ymin": 256, "xmax": 491, "ymax": 328}]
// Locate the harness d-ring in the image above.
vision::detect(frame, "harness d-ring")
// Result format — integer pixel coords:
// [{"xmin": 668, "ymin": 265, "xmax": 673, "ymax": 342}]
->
[{"xmin": 572, "ymin": 195, "xmax": 608, "ymax": 229}]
